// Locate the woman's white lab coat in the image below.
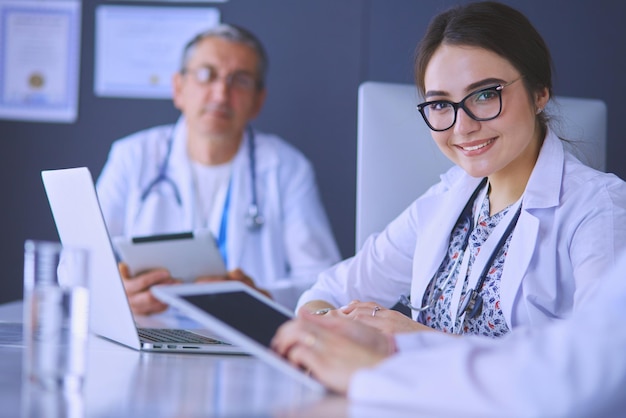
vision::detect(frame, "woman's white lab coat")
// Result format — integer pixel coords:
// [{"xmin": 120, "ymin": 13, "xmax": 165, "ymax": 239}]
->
[
  {"xmin": 298, "ymin": 130, "xmax": 626, "ymax": 329},
  {"xmin": 97, "ymin": 117, "xmax": 341, "ymax": 308}
]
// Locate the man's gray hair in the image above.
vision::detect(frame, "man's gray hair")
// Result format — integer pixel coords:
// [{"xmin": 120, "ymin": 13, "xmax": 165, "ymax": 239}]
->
[{"xmin": 180, "ymin": 23, "xmax": 268, "ymax": 89}]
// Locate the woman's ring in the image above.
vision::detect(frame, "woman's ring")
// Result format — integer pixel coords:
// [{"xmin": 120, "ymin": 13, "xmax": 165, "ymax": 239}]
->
[{"xmin": 372, "ymin": 306, "xmax": 381, "ymax": 317}]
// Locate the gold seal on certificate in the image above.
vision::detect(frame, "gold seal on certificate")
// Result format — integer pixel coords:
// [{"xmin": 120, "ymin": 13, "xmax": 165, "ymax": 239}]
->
[{"xmin": 28, "ymin": 72, "xmax": 45, "ymax": 89}]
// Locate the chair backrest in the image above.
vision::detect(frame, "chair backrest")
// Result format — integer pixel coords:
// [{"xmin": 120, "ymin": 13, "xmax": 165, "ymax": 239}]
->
[{"xmin": 355, "ymin": 81, "xmax": 607, "ymax": 251}]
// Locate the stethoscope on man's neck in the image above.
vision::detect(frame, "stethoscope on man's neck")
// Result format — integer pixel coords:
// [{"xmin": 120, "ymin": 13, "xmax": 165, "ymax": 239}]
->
[{"xmin": 139, "ymin": 124, "xmax": 264, "ymax": 264}]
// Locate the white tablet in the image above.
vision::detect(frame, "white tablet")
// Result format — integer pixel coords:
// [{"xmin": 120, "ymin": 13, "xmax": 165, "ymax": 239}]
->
[
  {"xmin": 112, "ymin": 229, "xmax": 226, "ymax": 282},
  {"xmin": 151, "ymin": 281, "xmax": 325, "ymax": 393}
]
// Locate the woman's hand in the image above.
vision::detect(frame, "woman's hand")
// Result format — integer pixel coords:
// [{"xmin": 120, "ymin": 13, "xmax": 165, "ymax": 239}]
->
[
  {"xmin": 119, "ymin": 262, "xmax": 180, "ymax": 316},
  {"xmin": 340, "ymin": 300, "xmax": 435, "ymax": 334},
  {"xmin": 298, "ymin": 300, "xmax": 435, "ymax": 334},
  {"xmin": 271, "ymin": 312, "xmax": 395, "ymax": 395},
  {"xmin": 195, "ymin": 268, "xmax": 272, "ymax": 299},
  {"xmin": 297, "ymin": 300, "xmax": 337, "ymax": 317}
]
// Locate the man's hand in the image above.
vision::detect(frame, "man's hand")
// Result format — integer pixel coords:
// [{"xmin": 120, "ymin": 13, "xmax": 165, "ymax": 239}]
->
[{"xmin": 119, "ymin": 262, "xmax": 181, "ymax": 316}]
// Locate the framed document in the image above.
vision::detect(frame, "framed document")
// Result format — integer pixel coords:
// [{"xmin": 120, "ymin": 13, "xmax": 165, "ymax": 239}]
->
[
  {"xmin": 0, "ymin": 0, "xmax": 81, "ymax": 123},
  {"xmin": 94, "ymin": 5, "xmax": 220, "ymax": 99}
]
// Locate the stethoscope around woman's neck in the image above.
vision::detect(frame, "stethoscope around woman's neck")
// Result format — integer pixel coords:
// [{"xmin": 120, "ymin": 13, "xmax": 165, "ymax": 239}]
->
[
  {"xmin": 140, "ymin": 124, "xmax": 264, "ymax": 231},
  {"xmin": 401, "ymin": 177, "xmax": 522, "ymax": 326}
]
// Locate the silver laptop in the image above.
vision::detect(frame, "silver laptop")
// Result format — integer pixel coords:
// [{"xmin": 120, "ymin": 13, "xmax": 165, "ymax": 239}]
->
[{"xmin": 41, "ymin": 166, "xmax": 243, "ymax": 354}]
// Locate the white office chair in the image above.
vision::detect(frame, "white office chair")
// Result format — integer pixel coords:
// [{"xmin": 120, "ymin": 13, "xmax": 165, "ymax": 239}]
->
[{"xmin": 355, "ymin": 81, "xmax": 607, "ymax": 251}]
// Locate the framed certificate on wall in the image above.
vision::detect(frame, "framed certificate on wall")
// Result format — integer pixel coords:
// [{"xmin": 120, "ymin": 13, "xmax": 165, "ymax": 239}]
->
[{"xmin": 94, "ymin": 5, "xmax": 220, "ymax": 99}]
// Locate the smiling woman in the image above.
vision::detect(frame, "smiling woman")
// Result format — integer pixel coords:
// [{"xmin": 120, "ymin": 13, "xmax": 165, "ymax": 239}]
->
[
  {"xmin": 295, "ymin": 1, "xmax": 626, "ymax": 339},
  {"xmin": 271, "ymin": 1, "xmax": 626, "ymax": 411},
  {"xmin": 422, "ymin": 45, "xmax": 548, "ymax": 216}
]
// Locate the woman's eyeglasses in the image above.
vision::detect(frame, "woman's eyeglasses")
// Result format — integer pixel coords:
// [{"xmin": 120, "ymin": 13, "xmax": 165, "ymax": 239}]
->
[{"xmin": 417, "ymin": 77, "xmax": 522, "ymax": 132}]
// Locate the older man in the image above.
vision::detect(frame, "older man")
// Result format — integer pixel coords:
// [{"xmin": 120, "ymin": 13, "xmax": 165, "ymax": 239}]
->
[{"xmin": 97, "ymin": 24, "xmax": 340, "ymax": 315}]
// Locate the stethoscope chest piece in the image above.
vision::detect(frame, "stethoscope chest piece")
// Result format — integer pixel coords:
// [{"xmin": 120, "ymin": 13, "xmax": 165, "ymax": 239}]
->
[
  {"xmin": 458, "ymin": 289, "xmax": 483, "ymax": 320},
  {"xmin": 246, "ymin": 204, "xmax": 264, "ymax": 230}
]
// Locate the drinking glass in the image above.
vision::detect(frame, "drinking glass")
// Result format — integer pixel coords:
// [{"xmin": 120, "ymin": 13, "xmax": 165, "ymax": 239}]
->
[{"xmin": 22, "ymin": 240, "xmax": 90, "ymax": 392}]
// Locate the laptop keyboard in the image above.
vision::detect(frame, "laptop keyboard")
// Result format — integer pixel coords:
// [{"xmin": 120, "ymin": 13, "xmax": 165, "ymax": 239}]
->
[{"xmin": 138, "ymin": 328, "xmax": 230, "ymax": 345}]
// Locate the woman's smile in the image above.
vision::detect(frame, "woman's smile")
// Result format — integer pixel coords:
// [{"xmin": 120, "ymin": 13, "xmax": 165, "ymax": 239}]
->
[{"xmin": 455, "ymin": 137, "xmax": 497, "ymax": 154}]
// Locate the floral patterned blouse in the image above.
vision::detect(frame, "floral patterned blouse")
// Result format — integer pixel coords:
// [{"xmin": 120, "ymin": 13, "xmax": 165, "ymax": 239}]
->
[{"xmin": 421, "ymin": 191, "xmax": 514, "ymax": 338}]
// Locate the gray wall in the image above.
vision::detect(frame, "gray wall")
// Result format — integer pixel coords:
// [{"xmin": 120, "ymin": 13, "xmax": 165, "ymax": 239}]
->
[{"xmin": 2, "ymin": 0, "xmax": 625, "ymax": 304}]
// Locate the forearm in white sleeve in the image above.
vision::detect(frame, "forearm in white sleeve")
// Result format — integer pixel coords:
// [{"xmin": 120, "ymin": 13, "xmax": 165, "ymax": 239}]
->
[
  {"xmin": 348, "ymin": 269, "xmax": 626, "ymax": 417},
  {"xmin": 297, "ymin": 202, "xmax": 419, "ymax": 312}
]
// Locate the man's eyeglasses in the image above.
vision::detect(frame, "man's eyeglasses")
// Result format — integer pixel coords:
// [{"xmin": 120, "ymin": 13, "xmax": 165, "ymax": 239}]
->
[
  {"xmin": 416, "ymin": 77, "xmax": 522, "ymax": 132},
  {"xmin": 182, "ymin": 66, "xmax": 259, "ymax": 91}
]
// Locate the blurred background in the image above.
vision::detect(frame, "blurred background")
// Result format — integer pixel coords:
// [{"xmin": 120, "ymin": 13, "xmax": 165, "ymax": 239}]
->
[{"xmin": 1, "ymin": 0, "xmax": 624, "ymax": 304}]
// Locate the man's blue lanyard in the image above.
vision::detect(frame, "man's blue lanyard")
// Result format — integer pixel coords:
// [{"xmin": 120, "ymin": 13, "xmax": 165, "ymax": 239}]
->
[{"xmin": 217, "ymin": 180, "xmax": 232, "ymax": 267}]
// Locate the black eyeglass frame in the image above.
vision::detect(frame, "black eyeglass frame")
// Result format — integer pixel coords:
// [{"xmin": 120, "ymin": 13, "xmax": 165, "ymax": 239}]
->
[{"xmin": 416, "ymin": 77, "xmax": 521, "ymax": 132}]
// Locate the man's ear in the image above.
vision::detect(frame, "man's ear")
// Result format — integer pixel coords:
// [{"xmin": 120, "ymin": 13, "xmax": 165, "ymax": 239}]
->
[
  {"xmin": 171, "ymin": 72, "xmax": 185, "ymax": 111},
  {"xmin": 250, "ymin": 88, "xmax": 267, "ymax": 119}
]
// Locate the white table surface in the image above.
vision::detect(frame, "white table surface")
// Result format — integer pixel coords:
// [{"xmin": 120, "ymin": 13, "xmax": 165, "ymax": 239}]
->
[{"xmin": 0, "ymin": 300, "xmax": 348, "ymax": 417}]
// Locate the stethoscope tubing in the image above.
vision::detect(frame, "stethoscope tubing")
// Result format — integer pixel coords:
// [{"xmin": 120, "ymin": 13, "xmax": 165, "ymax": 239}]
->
[
  {"xmin": 403, "ymin": 177, "xmax": 522, "ymax": 323},
  {"xmin": 139, "ymin": 124, "xmax": 263, "ymax": 230}
]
